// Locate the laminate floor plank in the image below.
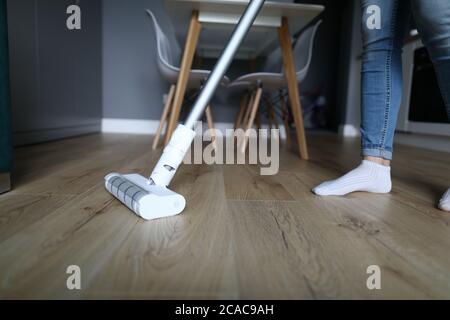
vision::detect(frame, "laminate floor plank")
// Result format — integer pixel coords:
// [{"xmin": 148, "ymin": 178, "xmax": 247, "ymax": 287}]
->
[
  {"xmin": 84, "ymin": 164, "xmax": 237, "ymax": 299},
  {"xmin": 0, "ymin": 133, "xmax": 449, "ymax": 299}
]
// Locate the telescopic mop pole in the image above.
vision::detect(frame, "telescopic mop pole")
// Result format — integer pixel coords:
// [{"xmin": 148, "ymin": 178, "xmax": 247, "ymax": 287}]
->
[
  {"xmin": 183, "ymin": 0, "xmax": 266, "ymax": 130},
  {"xmin": 149, "ymin": 0, "xmax": 266, "ymax": 187}
]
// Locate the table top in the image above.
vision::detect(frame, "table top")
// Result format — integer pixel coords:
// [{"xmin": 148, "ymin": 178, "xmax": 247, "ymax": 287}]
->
[{"xmin": 165, "ymin": 0, "xmax": 324, "ymax": 59}]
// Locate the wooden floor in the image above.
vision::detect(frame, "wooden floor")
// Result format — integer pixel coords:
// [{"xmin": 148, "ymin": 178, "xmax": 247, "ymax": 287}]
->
[{"xmin": 1, "ymin": 132, "xmax": 450, "ymax": 299}]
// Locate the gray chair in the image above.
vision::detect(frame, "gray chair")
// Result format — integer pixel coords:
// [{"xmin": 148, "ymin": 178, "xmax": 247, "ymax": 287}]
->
[
  {"xmin": 230, "ymin": 20, "xmax": 322, "ymax": 152},
  {"xmin": 146, "ymin": 9, "xmax": 229, "ymax": 149}
]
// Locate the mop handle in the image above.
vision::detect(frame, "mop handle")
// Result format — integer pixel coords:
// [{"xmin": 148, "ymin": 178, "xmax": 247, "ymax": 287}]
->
[{"xmin": 184, "ymin": 0, "xmax": 266, "ymax": 130}]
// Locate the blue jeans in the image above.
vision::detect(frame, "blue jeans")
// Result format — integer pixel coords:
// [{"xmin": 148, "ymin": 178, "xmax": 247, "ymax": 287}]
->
[{"xmin": 361, "ymin": 0, "xmax": 450, "ymax": 160}]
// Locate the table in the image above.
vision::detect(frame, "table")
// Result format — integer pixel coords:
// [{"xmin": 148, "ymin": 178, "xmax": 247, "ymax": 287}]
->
[{"xmin": 164, "ymin": 0, "xmax": 324, "ymax": 159}]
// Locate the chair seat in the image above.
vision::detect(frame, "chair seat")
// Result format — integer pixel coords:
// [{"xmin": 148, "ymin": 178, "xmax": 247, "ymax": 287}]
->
[
  {"xmin": 229, "ymin": 72, "xmax": 286, "ymax": 91},
  {"xmin": 190, "ymin": 69, "xmax": 231, "ymax": 89},
  {"xmin": 164, "ymin": 67, "xmax": 230, "ymax": 90},
  {"xmin": 228, "ymin": 70, "xmax": 308, "ymax": 91}
]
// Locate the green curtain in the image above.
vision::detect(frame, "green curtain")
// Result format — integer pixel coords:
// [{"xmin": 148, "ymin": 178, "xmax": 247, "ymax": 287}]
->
[{"xmin": 0, "ymin": 0, "xmax": 12, "ymax": 174}]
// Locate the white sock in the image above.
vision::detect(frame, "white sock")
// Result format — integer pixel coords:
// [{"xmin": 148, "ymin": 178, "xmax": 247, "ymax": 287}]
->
[
  {"xmin": 439, "ymin": 188, "xmax": 450, "ymax": 212},
  {"xmin": 313, "ymin": 160, "xmax": 392, "ymax": 196}
]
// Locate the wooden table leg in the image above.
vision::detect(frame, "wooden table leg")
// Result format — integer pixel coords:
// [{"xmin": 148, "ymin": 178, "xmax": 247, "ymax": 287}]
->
[
  {"xmin": 278, "ymin": 17, "xmax": 309, "ymax": 160},
  {"xmin": 164, "ymin": 11, "xmax": 202, "ymax": 145},
  {"xmin": 153, "ymin": 84, "xmax": 175, "ymax": 150},
  {"xmin": 242, "ymin": 90, "xmax": 256, "ymax": 129},
  {"xmin": 234, "ymin": 93, "xmax": 249, "ymax": 129}
]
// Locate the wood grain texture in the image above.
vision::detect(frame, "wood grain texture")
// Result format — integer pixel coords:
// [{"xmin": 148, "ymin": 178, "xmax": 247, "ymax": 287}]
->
[
  {"xmin": 0, "ymin": 133, "xmax": 449, "ymax": 299},
  {"xmin": 278, "ymin": 17, "xmax": 309, "ymax": 160}
]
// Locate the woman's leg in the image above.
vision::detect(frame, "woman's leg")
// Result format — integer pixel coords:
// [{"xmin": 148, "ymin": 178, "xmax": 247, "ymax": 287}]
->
[
  {"xmin": 313, "ymin": 0, "xmax": 410, "ymax": 196},
  {"xmin": 411, "ymin": 0, "xmax": 450, "ymax": 211}
]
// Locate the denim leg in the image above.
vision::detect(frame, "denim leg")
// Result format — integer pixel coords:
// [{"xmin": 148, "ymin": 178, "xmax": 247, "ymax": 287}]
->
[
  {"xmin": 360, "ymin": 0, "xmax": 411, "ymax": 160},
  {"xmin": 411, "ymin": 0, "xmax": 450, "ymax": 120}
]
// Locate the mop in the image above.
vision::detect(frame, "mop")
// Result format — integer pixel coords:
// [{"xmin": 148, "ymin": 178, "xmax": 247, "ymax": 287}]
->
[{"xmin": 105, "ymin": 0, "xmax": 266, "ymax": 220}]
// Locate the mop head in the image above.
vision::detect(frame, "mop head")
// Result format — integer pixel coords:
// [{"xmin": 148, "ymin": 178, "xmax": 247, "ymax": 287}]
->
[{"xmin": 104, "ymin": 173, "xmax": 186, "ymax": 220}]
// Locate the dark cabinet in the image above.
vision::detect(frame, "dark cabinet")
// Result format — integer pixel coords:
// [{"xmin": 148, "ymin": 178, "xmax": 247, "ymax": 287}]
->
[
  {"xmin": 7, "ymin": 0, "xmax": 102, "ymax": 146},
  {"xmin": 0, "ymin": 0, "xmax": 11, "ymax": 193}
]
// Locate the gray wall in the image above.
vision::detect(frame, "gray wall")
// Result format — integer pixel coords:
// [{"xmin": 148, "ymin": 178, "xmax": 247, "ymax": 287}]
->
[
  {"xmin": 8, "ymin": 0, "xmax": 102, "ymax": 145},
  {"xmin": 102, "ymin": 0, "xmax": 180, "ymax": 120},
  {"xmin": 0, "ymin": 0, "xmax": 12, "ymax": 174}
]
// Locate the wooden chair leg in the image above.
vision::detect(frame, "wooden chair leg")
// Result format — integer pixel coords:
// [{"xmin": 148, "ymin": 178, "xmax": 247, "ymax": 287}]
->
[
  {"xmin": 242, "ymin": 90, "xmax": 256, "ymax": 129},
  {"xmin": 241, "ymin": 87, "xmax": 263, "ymax": 153},
  {"xmin": 255, "ymin": 112, "xmax": 261, "ymax": 130},
  {"xmin": 152, "ymin": 84, "xmax": 175, "ymax": 150},
  {"xmin": 255, "ymin": 111, "xmax": 261, "ymax": 146},
  {"xmin": 266, "ymin": 97, "xmax": 274, "ymax": 129},
  {"xmin": 234, "ymin": 93, "xmax": 249, "ymax": 129},
  {"xmin": 278, "ymin": 17, "xmax": 309, "ymax": 160},
  {"xmin": 164, "ymin": 11, "xmax": 202, "ymax": 145},
  {"xmin": 280, "ymin": 92, "xmax": 291, "ymax": 148},
  {"xmin": 205, "ymin": 105, "xmax": 217, "ymax": 149},
  {"xmin": 271, "ymin": 107, "xmax": 279, "ymax": 130}
]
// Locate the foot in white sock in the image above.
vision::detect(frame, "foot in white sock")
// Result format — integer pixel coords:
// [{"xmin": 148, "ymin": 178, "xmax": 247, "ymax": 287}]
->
[
  {"xmin": 439, "ymin": 188, "xmax": 450, "ymax": 212},
  {"xmin": 313, "ymin": 160, "xmax": 392, "ymax": 196}
]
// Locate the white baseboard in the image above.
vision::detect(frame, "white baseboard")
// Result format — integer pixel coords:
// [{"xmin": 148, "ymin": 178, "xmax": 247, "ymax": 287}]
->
[
  {"xmin": 101, "ymin": 118, "xmax": 160, "ymax": 134},
  {"xmin": 339, "ymin": 124, "xmax": 360, "ymax": 137},
  {"xmin": 395, "ymin": 132, "xmax": 450, "ymax": 154},
  {"xmin": 404, "ymin": 122, "xmax": 450, "ymax": 137},
  {"xmin": 102, "ymin": 118, "xmax": 287, "ymax": 139}
]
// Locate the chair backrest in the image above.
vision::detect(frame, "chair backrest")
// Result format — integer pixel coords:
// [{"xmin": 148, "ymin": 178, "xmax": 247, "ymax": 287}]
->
[
  {"xmin": 145, "ymin": 9, "xmax": 178, "ymax": 73},
  {"xmin": 263, "ymin": 47, "xmax": 283, "ymax": 73},
  {"xmin": 293, "ymin": 20, "xmax": 322, "ymax": 78}
]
